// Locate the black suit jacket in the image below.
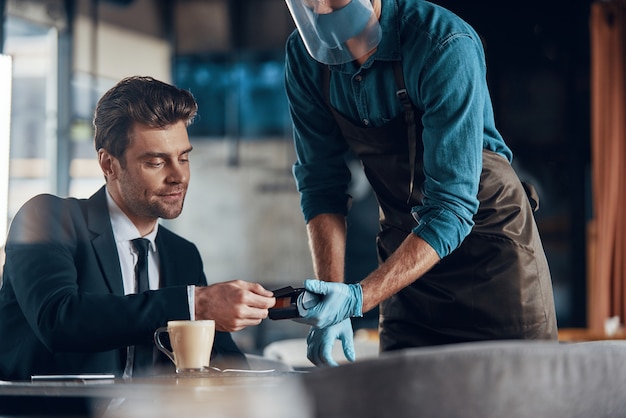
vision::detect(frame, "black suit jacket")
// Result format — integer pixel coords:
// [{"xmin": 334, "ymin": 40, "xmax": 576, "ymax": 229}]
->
[{"xmin": 0, "ymin": 186, "xmax": 245, "ymax": 381}]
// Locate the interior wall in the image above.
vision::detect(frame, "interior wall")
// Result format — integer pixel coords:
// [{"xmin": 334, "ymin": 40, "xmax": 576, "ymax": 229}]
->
[
  {"xmin": 175, "ymin": 1, "xmax": 232, "ymax": 54},
  {"xmin": 73, "ymin": 15, "xmax": 171, "ymax": 82},
  {"xmin": 174, "ymin": 0, "xmax": 294, "ymax": 54},
  {"xmin": 78, "ymin": 0, "xmax": 165, "ymax": 38}
]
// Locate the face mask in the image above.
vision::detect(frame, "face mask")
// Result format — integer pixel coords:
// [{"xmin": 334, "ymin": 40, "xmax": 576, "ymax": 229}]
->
[
  {"xmin": 286, "ymin": 0, "xmax": 381, "ymax": 65},
  {"xmin": 314, "ymin": 0, "xmax": 373, "ymax": 48}
]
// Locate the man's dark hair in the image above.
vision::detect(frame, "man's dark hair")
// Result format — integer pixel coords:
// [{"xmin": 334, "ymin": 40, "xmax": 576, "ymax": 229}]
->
[{"xmin": 93, "ymin": 76, "xmax": 198, "ymax": 163}]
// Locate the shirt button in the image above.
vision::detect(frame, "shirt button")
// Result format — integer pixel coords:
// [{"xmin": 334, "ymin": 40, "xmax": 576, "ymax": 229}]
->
[
  {"xmin": 355, "ymin": 75, "xmax": 362, "ymax": 82},
  {"xmin": 363, "ymin": 119, "xmax": 370, "ymax": 126}
]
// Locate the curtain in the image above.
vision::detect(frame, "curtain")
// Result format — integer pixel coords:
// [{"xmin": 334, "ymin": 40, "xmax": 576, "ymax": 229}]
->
[{"xmin": 589, "ymin": 0, "xmax": 626, "ymax": 331}]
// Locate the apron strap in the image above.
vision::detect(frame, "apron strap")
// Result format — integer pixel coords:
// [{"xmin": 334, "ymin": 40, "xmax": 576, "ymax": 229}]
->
[
  {"xmin": 322, "ymin": 65, "xmax": 331, "ymax": 106},
  {"xmin": 393, "ymin": 61, "xmax": 418, "ymax": 204},
  {"xmin": 322, "ymin": 62, "xmax": 419, "ymax": 204}
]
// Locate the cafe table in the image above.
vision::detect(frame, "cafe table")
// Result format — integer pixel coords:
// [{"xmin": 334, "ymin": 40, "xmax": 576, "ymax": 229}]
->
[{"xmin": 0, "ymin": 369, "xmax": 313, "ymax": 418}]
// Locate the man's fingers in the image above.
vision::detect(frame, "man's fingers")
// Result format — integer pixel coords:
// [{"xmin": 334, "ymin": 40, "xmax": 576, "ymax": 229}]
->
[
  {"xmin": 215, "ymin": 316, "xmax": 265, "ymax": 332},
  {"xmin": 195, "ymin": 282, "xmax": 274, "ymax": 331},
  {"xmin": 223, "ymin": 281, "xmax": 275, "ymax": 308},
  {"xmin": 231, "ymin": 280, "xmax": 275, "ymax": 298},
  {"xmin": 246, "ymin": 292, "xmax": 276, "ymax": 309}
]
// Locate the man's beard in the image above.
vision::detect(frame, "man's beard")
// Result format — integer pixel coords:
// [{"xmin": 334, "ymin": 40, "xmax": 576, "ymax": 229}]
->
[
  {"xmin": 118, "ymin": 175, "xmax": 187, "ymax": 221},
  {"xmin": 145, "ymin": 192, "xmax": 186, "ymax": 220}
]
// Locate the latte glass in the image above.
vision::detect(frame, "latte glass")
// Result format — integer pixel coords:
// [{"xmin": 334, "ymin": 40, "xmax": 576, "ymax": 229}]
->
[{"xmin": 154, "ymin": 320, "xmax": 215, "ymax": 373}]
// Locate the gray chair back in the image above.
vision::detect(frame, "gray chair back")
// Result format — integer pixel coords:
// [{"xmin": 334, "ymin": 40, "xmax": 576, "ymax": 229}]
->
[{"xmin": 302, "ymin": 340, "xmax": 626, "ymax": 418}]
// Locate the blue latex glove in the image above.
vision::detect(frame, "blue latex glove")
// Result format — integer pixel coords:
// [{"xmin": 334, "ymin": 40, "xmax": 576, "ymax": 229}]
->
[
  {"xmin": 301, "ymin": 279, "xmax": 363, "ymax": 329},
  {"xmin": 307, "ymin": 319, "xmax": 356, "ymax": 367}
]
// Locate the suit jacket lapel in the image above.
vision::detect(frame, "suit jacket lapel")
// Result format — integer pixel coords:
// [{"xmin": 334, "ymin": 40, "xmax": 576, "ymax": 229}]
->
[
  {"xmin": 156, "ymin": 231, "xmax": 176, "ymax": 288},
  {"xmin": 87, "ymin": 186, "xmax": 125, "ymax": 295}
]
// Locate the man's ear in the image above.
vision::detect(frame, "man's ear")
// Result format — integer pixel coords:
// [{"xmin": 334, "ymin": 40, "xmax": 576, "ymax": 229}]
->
[{"xmin": 97, "ymin": 149, "xmax": 116, "ymax": 180}]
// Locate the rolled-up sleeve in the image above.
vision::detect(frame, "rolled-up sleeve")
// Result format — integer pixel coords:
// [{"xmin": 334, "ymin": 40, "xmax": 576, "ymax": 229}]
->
[{"xmin": 409, "ymin": 34, "xmax": 487, "ymax": 258}]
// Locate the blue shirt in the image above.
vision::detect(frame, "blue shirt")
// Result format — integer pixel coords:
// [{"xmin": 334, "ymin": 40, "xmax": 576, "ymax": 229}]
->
[{"xmin": 285, "ymin": 0, "xmax": 513, "ymax": 258}]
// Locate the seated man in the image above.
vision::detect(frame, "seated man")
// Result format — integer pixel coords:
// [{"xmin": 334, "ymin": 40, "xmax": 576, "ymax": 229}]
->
[{"xmin": 0, "ymin": 76, "xmax": 276, "ymax": 382}]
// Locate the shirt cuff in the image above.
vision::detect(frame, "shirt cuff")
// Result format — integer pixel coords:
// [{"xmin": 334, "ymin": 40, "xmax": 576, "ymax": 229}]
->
[{"xmin": 187, "ymin": 285, "xmax": 195, "ymax": 320}]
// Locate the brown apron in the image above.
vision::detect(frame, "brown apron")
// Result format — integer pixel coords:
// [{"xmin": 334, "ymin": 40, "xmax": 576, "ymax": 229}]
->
[{"xmin": 323, "ymin": 63, "xmax": 558, "ymax": 350}]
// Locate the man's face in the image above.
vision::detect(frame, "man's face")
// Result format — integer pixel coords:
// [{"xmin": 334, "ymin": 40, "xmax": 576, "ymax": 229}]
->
[
  {"xmin": 101, "ymin": 121, "xmax": 193, "ymax": 233},
  {"xmin": 304, "ymin": 0, "xmax": 351, "ymax": 14}
]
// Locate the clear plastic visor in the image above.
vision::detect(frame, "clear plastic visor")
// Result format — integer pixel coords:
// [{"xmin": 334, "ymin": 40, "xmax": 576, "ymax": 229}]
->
[{"xmin": 285, "ymin": 0, "xmax": 382, "ymax": 65}]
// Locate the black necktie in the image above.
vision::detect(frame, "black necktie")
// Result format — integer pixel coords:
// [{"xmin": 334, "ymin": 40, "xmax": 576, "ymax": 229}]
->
[
  {"xmin": 132, "ymin": 238, "xmax": 150, "ymax": 293},
  {"xmin": 130, "ymin": 238, "xmax": 153, "ymax": 376}
]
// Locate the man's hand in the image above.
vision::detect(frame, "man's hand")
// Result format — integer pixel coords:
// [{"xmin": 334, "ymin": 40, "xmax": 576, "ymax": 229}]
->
[
  {"xmin": 301, "ymin": 279, "xmax": 363, "ymax": 328},
  {"xmin": 195, "ymin": 280, "xmax": 275, "ymax": 332},
  {"xmin": 307, "ymin": 319, "xmax": 355, "ymax": 367}
]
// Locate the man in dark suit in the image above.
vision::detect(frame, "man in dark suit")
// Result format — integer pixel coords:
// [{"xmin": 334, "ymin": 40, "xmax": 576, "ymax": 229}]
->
[{"xmin": 0, "ymin": 76, "xmax": 276, "ymax": 385}]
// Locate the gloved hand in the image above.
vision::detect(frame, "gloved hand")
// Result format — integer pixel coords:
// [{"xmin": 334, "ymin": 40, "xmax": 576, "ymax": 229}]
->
[
  {"xmin": 301, "ymin": 279, "xmax": 363, "ymax": 329},
  {"xmin": 307, "ymin": 319, "xmax": 356, "ymax": 367}
]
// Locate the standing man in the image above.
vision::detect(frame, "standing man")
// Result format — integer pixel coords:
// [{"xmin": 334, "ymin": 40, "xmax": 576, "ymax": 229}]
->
[
  {"xmin": 283, "ymin": 0, "xmax": 558, "ymax": 366},
  {"xmin": 0, "ymin": 76, "xmax": 276, "ymax": 383}
]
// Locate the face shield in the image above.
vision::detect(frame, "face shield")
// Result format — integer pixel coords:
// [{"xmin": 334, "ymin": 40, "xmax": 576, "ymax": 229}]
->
[{"xmin": 285, "ymin": 0, "xmax": 382, "ymax": 65}]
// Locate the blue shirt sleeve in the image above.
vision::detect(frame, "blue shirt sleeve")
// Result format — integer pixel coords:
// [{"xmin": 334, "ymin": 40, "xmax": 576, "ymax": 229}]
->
[
  {"xmin": 285, "ymin": 34, "xmax": 353, "ymax": 222},
  {"xmin": 409, "ymin": 34, "xmax": 486, "ymax": 257}
]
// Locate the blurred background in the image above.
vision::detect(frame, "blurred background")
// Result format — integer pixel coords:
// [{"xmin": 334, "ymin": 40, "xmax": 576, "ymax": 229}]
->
[{"xmin": 0, "ymin": 0, "xmax": 608, "ymax": 354}]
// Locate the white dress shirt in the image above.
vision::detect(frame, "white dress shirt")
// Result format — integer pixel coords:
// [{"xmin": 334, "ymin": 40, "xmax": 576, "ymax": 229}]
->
[
  {"xmin": 106, "ymin": 190, "xmax": 159, "ymax": 294},
  {"xmin": 105, "ymin": 187, "xmax": 195, "ymax": 318}
]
